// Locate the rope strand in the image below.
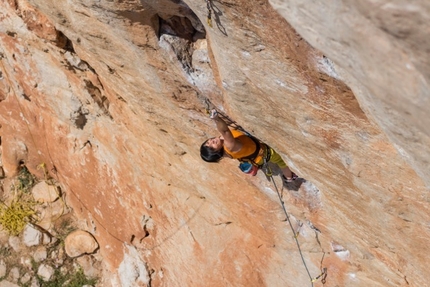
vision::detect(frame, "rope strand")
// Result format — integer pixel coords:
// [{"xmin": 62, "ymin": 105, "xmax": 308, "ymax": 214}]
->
[
  {"xmin": 204, "ymin": 98, "xmax": 325, "ymax": 285},
  {"xmin": 268, "ymin": 169, "xmax": 315, "ymax": 286}
]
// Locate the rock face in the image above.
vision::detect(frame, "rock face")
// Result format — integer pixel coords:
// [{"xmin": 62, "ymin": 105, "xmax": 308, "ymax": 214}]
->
[
  {"xmin": 269, "ymin": 0, "xmax": 430, "ymax": 189},
  {"xmin": 0, "ymin": 0, "xmax": 429, "ymax": 286}
]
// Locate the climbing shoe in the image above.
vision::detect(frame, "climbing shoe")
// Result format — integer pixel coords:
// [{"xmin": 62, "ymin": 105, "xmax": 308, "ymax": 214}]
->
[{"xmin": 282, "ymin": 172, "xmax": 298, "ymax": 183}]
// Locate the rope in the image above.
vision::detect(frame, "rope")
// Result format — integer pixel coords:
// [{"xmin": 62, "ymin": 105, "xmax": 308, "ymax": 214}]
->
[
  {"xmin": 204, "ymin": 98, "xmax": 327, "ymax": 285},
  {"xmin": 265, "ymin": 164, "xmax": 319, "ymax": 286}
]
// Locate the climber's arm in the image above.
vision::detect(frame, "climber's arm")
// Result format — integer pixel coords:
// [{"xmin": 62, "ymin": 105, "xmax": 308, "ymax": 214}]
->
[{"xmin": 210, "ymin": 110, "xmax": 240, "ymax": 151}]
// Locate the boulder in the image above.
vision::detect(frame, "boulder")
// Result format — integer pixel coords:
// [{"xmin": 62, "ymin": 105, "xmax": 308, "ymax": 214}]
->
[
  {"xmin": 0, "ymin": 260, "xmax": 6, "ymax": 278},
  {"xmin": 42, "ymin": 233, "xmax": 52, "ymax": 245},
  {"xmin": 31, "ymin": 182, "xmax": 59, "ymax": 203},
  {"xmin": 0, "ymin": 229, "xmax": 8, "ymax": 245},
  {"xmin": 49, "ymin": 248, "xmax": 65, "ymax": 266},
  {"xmin": 64, "ymin": 230, "xmax": 98, "ymax": 258},
  {"xmin": 20, "ymin": 257, "xmax": 32, "ymax": 269},
  {"xmin": 7, "ymin": 267, "xmax": 19, "ymax": 283},
  {"xmin": 76, "ymin": 255, "xmax": 100, "ymax": 279},
  {"xmin": 33, "ymin": 246, "xmax": 47, "ymax": 262},
  {"xmin": 22, "ymin": 224, "xmax": 42, "ymax": 247},
  {"xmin": 20, "ymin": 273, "xmax": 32, "ymax": 285},
  {"xmin": 30, "ymin": 277, "xmax": 40, "ymax": 287},
  {"xmin": 37, "ymin": 264, "xmax": 54, "ymax": 282},
  {"xmin": 8, "ymin": 236, "xmax": 22, "ymax": 252},
  {"xmin": 36, "ymin": 199, "xmax": 66, "ymax": 231},
  {"xmin": 0, "ymin": 281, "xmax": 19, "ymax": 287}
]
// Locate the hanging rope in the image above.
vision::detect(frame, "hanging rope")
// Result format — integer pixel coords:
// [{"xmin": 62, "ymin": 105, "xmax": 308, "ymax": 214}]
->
[
  {"xmin": 265, "ymin": 164, "xmax": 326, "ymax": 286},
  {"xmin": 204, "ymin": 98, "xmax": 327, "ymax": 286}
]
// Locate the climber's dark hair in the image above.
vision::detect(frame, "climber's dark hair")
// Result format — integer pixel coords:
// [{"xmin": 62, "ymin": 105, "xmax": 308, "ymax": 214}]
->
[{"xmin": 200, "ymin": 139, "xmax": 224, "ymax": 162}]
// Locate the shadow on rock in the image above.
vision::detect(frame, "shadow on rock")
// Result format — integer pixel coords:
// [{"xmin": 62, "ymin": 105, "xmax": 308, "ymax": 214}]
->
[
  {"xmin": 283, "ymin": 177, "xmax": 305, "ymax": 191},
  {"xmin": 263, "ymin": 163, "xmax": 304, "ymax": 191}
]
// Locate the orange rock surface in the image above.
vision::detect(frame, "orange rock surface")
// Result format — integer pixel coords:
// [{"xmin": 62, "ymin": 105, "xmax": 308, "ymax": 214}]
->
[{"xmin": 0, "ymin": 0, "xmax": 429, "ymax": 286}]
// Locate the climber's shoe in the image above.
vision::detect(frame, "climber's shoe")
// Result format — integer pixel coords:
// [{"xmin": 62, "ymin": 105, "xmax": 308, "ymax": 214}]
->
[{"xmin": 282, "ymin": 172, "xmax": 298, "ymax": 183}]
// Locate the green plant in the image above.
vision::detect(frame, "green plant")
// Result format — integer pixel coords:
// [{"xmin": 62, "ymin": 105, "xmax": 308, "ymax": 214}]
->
[
  {"xmin": 65, "ymin": 268, "xmax": 98, "ymax": 287},
  {"xmin": 51, "ymin": 217, "xmax": 77, "ymax": 245},
  {"xmin": 37, "ymin": 267, "xmax": 97, "ymax": 287},
  {"xmin": 0, "ymin": 195, "xmax": 37, "ymax": 235},
  {"xmin": 0, "ymin": 166, "xmax": 40, "ymax": 235},
  {"xmin": 15, "ymin": 166, "xmax": 36, "ymax": 193},
  {"xmin": 59, "ymin": 217, "xmax": 76, "ymax": 234},
  {"xmin": 0, "ymin": 245, "xmax": 11, "ymax": 258},
  {"xmin": 30, "ymin": 258, "xmax": 40, "ymax": 272}
]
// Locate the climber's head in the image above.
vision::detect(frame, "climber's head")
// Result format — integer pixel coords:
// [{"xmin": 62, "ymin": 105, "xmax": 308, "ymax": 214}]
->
[{"xmin": 200, "ymin": 137, "xmax": 224, "ymax": 162}]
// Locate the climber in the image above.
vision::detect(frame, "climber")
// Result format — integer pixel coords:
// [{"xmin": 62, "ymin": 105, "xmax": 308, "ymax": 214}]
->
[{"xmin": 200, "ymin": 109, "xmax": 298, "ymax": 183}]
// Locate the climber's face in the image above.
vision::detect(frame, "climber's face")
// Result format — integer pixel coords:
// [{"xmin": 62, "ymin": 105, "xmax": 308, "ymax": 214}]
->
[{"xmin": 205, "ymin": 137, "xmax": 223, "ymax": 151}]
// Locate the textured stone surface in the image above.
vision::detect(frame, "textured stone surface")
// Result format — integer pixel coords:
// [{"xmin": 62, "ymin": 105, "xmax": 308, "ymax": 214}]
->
[
  {"xmin": 1, "ymin": 138, "xmax": 28, "ymax": 178},
  {"xmin": 0, "ymin": 0, "xmax": 429, "ymax": 286},
  {"xmin": 8, "ymin": 236, "xmax": 22, "ymax": 253},
  {"xmin": 31, "ymin": 181, "xmax": 58, "ymax": 203},
  {"xmin": 36, "ymin": 199, "xmax": 67, "ymax": 231},
  {"xmin": 76, "ymin": 255, "xmax": 100, "ymax": 279},
  {"xmin": 7, "ymin": 267, "xmax": 19, "ymax": 283},
  {"xmin": 20, "ymin": 273, "xmax": 31, "ymax": 285},
  {"xmin": 22, "ymin": 224, "xmax": 42, "ymax": 247},
  {"xmin": 0, "ymin": 230, "xmax": 8, "ymax": 245},
  {"xmin": 0, "ymin": 281, "xmax": 19, "ymax": 287},
  {"xmin": 64, "ymin": 230, "xmax": 99, "ymax": 258},
  {"xmin": 33, "ymin": 246, "xmax": 47, "ymax": 262},
  {"xmin": 118, "ymin": 246, "xmax": 150, "ymax": 287},
  {"xmin": 30, "ymin": 277, "xmax": 39, "ymax": 287},
  {"xmin": 37, "ymin": 264, "xmax": 54, "ymax": 282},
  {"xmin": 269, "ymin": 0, "xmax": 430, "ymax": 188},
  {"xmin": 0, "ymin": 260, "xmax": 6, "ymax": 278}
]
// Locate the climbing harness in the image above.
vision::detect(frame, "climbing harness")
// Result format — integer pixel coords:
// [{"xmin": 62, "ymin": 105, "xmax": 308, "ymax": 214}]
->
[{"xmin": 204, "ymin": 99, "xmax": 327, "ymax": 286}]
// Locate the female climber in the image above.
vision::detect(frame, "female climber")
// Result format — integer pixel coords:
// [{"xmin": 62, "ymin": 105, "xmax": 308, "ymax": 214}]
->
[{"xmin": 200, "ymin": 109, "xmax": 298, "ymax": 183}]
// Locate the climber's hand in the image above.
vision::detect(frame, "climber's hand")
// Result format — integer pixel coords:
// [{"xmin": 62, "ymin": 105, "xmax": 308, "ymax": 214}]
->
[{"xmin": 209, "ymin": 109, "xmax": 218, "ymax": 119}]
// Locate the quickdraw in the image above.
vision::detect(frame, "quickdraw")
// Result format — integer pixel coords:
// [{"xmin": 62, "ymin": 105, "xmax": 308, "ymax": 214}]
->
[
  {"xmin": 312, "ymin": 268, "xmax": 327, "ymax": 284},
  {"xmin": 205, "ymin": 0, "xmax": 213, "ymax": 27}
]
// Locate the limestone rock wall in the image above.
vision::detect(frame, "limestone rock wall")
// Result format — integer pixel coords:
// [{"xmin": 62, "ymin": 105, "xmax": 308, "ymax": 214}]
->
[
  {"xmin": 270, "ymin": 0, "xmax": 430, "ymax": 188},
  {"xmin": 0, "ymin": 0, "xmax": 429, "ymax": 286}
]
